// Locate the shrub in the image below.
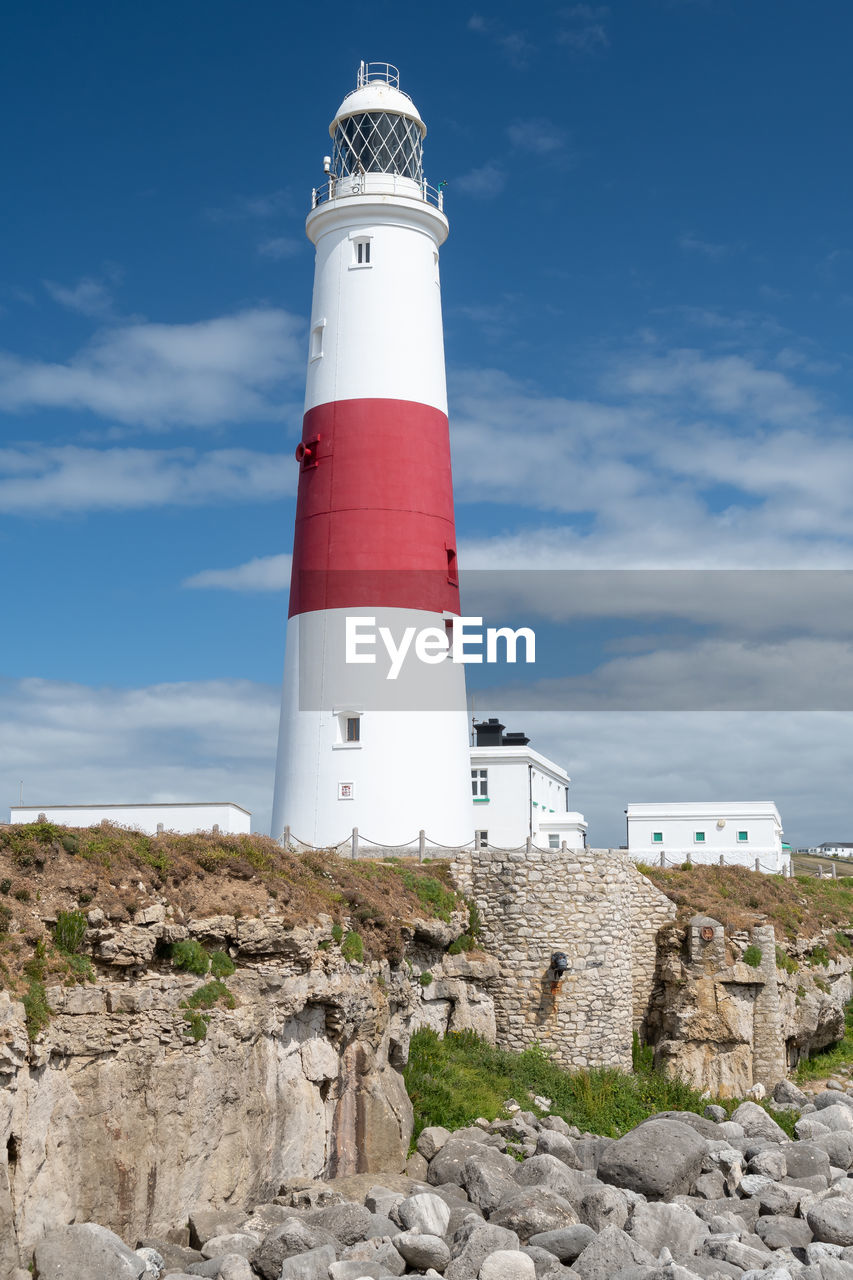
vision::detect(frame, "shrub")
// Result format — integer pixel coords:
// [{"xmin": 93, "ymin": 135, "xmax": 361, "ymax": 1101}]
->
[
  {"xmin": 54, "ymin": 910, "xmax": 87, "ymax": 955},
  {"xmin": 742, "ymin": 944, "xmax": 762, "ymax": 968},
  {"xmin": 23, "ymin": 979, "xmax": 51, "ymax": 1040},
  {"xmin": 467, "ymin": 898, "xmax": 482, "ymax": 940},
  {"xmin": 420, "ymin": 972, "xmax": 433, "ymax": 987},
  {"xmin": 341, "ymin": 930, "xmax": 364, "ymax": 963},
  {"xmin": 13, "ymin": 888, "xmax": 30, "ymax": 903},
  {"xmin": 396, "ymin": 868, "xmax": 457, "ymax": 923},
  {"xmin": 210, "ymin": 950, "xmax": 236, "ymax": 979},
  {"xmin": 182, "ymin": 1010, "xmax": 210, "ymax": 1041},
  {"xmin": 810, "ymin": 944, "xmax": 831, "ymax": 967},
  {"xmin": 0, "ymin": 879, "xmax": 10, "ymax": 895},
  {"xmin": 61, "ymin": 834, "xmax": 79, "ymax": 854},
  {"xmin": 170, "ymin": 938, "xmax": 210, "ymax": 976},
  {"xmin": 331, "ymin": 923, "xmax": 343, "ymax": 944},
  {"xmin": 184, "ymin": 980, "xmax": 235, "ymax": 1010},
  {"xmin": 0, "ymin": 905, "xmax": 11, "ymax": 935},
  {"xmin": 448, "ymin": 933, "xmax": 474, "ymax": 955},
  {"xmin": 776, "ymin": 946, "xmax": 798, "ymax": 974}
]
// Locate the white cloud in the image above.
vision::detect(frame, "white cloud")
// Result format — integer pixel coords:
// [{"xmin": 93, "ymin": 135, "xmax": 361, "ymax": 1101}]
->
[
  {"xmin": 2, "ymin": 676, "xmax": 850, "ymax": 848},
  {"xmin": 0, "ymin": 445, "xmax": 291, "ymax": 513},
  {"xmin": 679, "ymin": 231, "xmax": 731, "ymax": 258},
  {"xmin": 205, "ymin": 190, "xmax": 296, "ymax": 222},
  {"xmin": 506, "ymin": 119, "xmax": 566, "ymax": 155},
  {"xmin": 0, "ymin": 307, "xmax": 305, "ymax": 428},
  {"xmin": 466, "ymin": 14, "xmax": 534, "ymax": 67},
  {"xmin": 184, "ymin": 553, "xmax": 292, "ymax": 591},
  {"xmin": 258, "ymin": 237, "xmax": 303, "ymax": 260},
  {"xmin": 557, "ymin": 4, "xmax": 610, "ymax": 51},
  {"xmin": 43, "ymin": 276, "xmax": 117, "ymax": 319},
  {"xmin": 0, "ymin": 677, "xmax": 279, "ymax": 834},
  {"xmin": 455, "ymin": 163, "xmax": 507, "ymax": 199}
]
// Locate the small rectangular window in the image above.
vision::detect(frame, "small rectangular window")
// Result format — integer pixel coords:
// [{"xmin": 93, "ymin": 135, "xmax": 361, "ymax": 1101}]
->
[
  {"xmin": 310, "ymin": 321, "xmax": 325, "ymax": 361},
  {"xmin": 694, "ymin": 831, "xmax": 706, "ymax": 843},
  {"xmin": 548, "ymin": 834, "xmax": 559, "ymax": 850},
  {"xmin": 352, "ymin": 237, "xmax": 372, "ymax": 267},
  {"xmin": 471, "ymin": 768, "xmax": 488, "ymax": 798},
  {"xmin": 346, "ymin": 716, "xmax": 360, "ymax": 743},
  {"xmin": 475, "ymin": 830, "xmax": 488, "ymax": 849},
  {"xmin": 737, "ymin": 830, "xmax": 749, "ymax": 842},
  {"xmin": 652, "ymin": 832, "xmax": 663, "ymax": 843},
  {"xmin": 446, "ymin": 546, "xmax": 458, "ymax": 586}
]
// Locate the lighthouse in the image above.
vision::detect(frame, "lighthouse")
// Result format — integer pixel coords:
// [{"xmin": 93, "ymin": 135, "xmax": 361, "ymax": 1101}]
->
[{"xmin": 270, "ymin": 62, "xmax": 473, "ymax": 849}]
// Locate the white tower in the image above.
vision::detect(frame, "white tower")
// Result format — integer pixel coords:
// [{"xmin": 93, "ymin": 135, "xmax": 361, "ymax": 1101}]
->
[{"xmin": 271, "ymin": 62, "xmax": 472, "ymax": 848}]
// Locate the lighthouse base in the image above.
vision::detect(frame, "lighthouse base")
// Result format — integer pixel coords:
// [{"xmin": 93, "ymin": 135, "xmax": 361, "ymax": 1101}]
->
[{"xmin": 271, "ymin": 607, "xmax": 473, "ymax": 848}]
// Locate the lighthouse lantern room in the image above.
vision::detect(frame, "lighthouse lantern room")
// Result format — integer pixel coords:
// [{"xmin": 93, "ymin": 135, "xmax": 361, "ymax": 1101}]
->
[{"xmin": 271, "ymin": 63, "xmax": 473, "ymax": 849}]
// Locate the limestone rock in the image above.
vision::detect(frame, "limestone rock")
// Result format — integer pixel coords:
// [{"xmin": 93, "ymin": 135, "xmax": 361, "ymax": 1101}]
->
[
  {"xmin": 809, "ymin": 1199, "xmax": 853, "ymax": 1247},
  {"xmin": 526, "ymin": 1224, "xmax": 596, "ymax": 1262},
  {"xmin": 479, "ymin": 1249, "xmax": 535, "ymax": 1279},
  {"xmin": 33, "ymin": 1223, "xmax": 148, "ymax": 1279},
  {"xmin": 489, "ymin": 1188, "xmax": 579, "ymax": 1240},
  {"xmin": 571, "ymin": 1224, "xmax": 656, "ymax": 1280},
  {"xmin": 729, "ymin": 1102, "xmax": 789, "ymax": 1143},
  {"xmin": 598, "ymin": 1119, "xmax": 708, "ymax": 1201},
  {"xmin": 393, "ymin": 1229, "xmax": 451, "ymax": 1271},
  {"xmin": 396, "ymin": 1192, "xmax": 452, "ymax": 1237}
]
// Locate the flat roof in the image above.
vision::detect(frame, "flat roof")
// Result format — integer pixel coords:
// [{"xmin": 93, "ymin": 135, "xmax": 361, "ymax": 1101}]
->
[{"xmin": 10, "ymin": 801, "xmax": 252, "ymax": 816}]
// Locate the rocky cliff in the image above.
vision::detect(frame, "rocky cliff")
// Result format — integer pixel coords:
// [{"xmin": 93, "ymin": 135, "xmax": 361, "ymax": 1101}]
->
[{"xmin": 0, "ymin": 889, "xmax": 497, "ymax": 1275}]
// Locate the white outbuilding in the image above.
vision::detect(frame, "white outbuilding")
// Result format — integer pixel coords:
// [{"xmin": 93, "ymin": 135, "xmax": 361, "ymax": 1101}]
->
[
  {"xmin": 469, "ymin": 719, "xmax": 587, "ymax": 850},
  {"xmin": 625, "ymin": 801, "xmax": 788, "ymax": 874},
  {"xmin": 9, "ymin": 802, "xmax": 251, "ymax": 836}
]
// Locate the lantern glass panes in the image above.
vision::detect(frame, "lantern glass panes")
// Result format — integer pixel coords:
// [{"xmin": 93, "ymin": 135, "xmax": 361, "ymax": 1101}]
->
[{"xmin": 332, "ymin": 112, "xmax": 423, "ymax": 181}]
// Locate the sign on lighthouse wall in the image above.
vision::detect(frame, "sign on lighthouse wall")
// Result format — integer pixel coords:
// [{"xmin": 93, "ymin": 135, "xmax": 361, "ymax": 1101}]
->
[{"xmin": 271, "ymin": 63, "xmax": 474, "ymax": 848}]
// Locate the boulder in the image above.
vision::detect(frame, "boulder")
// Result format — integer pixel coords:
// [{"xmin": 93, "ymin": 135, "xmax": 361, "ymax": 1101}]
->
[
  {"xmin": 278, "ymin": 1244, "xmax": 337, "ymax": 1279},
  {"xmin": 489, "ymin": 1188, "xmax": 579, "ymax": 1241},
  {"xmin": 598, "ymin": 1119, "xmax": 707, "ymax": 1201},
  {"xmin": 571, "ymin": 1225, "xmax": 656, "ymax": 1280},
  {"xmin": 526, "ymin": 1224, "xmax": 595, "ymax": 1262},
  {"xmin": 430, "ymin": 1138, "xmax": 494, "ymax": 1187},
  {"xmin": 578, "ymin": 1184, "xmax": 628, "ymax": 1232},
  {"xmin": 444, "ymin": 1224, "xmax": 520, "ymax": 1280},
  {"xmin": 729, "ymin": 1102, "xmax": 788, "ymax": 1143},
  {"xmin": 783, "ymin": 1142, "xmax": 832, "ymax": 1181},
  {"xmin": 754, "ymin": 1214, "xmax": 813, "ymax": 1249},
  {"xmin": 809, "ymin": 1199, "xmax": 853, "ymax": 1247},
  {"xmin": 418, "ymin": 1126, "xmax": 453, "ymax": 1161},
  {"xmin": 479, "ymin": 1250, "xmax": 535, "ymax": 1279},
  {"xmin": 626, "ymin": 1202, "xmax": 709, "ymax": 1260},
  {"xmin": 33, "ymin": 1224, "xmax": 147, "ymax": 1280},
  {"xmin": 393, "ymin": 1229, "xmax": 451, "ymax": 1271},
  {"xmin": 396, "ymin": 1192, "xmax": 452, "ymax": 1237},
  {"xmin": 535, "ymin": 1131, "xmax": 581, "ymax": 1168},
  {"xmin": 252, "ymin": 1220, "xmax": 337, "ymax": 1279}
]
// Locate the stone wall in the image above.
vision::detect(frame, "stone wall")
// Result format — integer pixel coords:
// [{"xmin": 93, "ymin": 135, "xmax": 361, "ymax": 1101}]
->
[{"xmin": 452, "ymin": 847, "xmax": 675, "ymax": 1071}]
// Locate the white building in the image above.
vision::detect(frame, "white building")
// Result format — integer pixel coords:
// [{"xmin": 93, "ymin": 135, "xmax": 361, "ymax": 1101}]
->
[
  {"xmin": 816, "ymin": 843, "xmax": 853, "ymax": 858},
  {"xmin": 469, "ymin": 719, "xmax": 587, "ymax": 850},
  {"xmin": 625, "ymin": 801, "xmax": 788, "ymax": 874},
  {"xmin": 9, "ymin": 802, "xmax": 251, "ymax": 836}
]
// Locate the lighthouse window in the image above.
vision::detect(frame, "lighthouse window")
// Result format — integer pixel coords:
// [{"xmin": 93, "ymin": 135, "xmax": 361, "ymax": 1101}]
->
[
  {"xmin": 310, "ymin": 320, "xmax": 325, "ymax": 361},
  {"xmin": 446, "ymin": 547, "xmax": 458, "ymax": 585},
  {"xmin": 346, "ymin": 716, "xmax": 360, "ymax": 743},
  {"xmin": 351, "ymin": 237, "xmax": 372, "ymax": 267},
  {"xmin": 332, "ymin": 111, "xmax": 424, "ymax": 183}
]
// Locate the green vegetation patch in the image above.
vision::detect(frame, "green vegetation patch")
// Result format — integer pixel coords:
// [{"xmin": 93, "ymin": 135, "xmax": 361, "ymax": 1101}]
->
[
  {"xmin": 742, "ymin": 944, "xmax": 762, "ymax": 968},
  {"xmin": 776, "ymin": 946, "xmax": 798, "ymax": 974},
  {"xmin": 184, "ymin": 979, "xmax": 235, "ymax": 1011},
  {"xmin": 341, "ymin": 930, "xmax": 364, "ymax": 963},
  {"xmin": 54, "ymin": 910, "xmax": 87, "ymax": 955},
  {"xmin": 405, "ymin": 1029, "xmax": 715, "ymax": 1141},
  {"xmin": 210, "ymin": 950, "xmax": 236, "ymax": 979},
  {"xmin": 395, "ymin": 867, "xmax": 457, "ymax": 923},
  {"xmin": 170, "ymin": 938, "xmax": 210, "ymax": 976}
]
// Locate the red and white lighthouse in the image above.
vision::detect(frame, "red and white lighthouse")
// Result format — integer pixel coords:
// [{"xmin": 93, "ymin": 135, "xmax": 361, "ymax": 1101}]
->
[{"xmin": 271, "ymin": 62, "xmax": 472, "ymax": 848}]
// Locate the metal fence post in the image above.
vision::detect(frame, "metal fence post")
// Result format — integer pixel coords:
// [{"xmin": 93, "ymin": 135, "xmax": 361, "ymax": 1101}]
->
[
  {"xmin": 352, "ymin": 827, "xmax": 358, "ymax": 860},
  {"xmin": 418, "ymin": 829, "xmax": 425, "ymax": 863}
]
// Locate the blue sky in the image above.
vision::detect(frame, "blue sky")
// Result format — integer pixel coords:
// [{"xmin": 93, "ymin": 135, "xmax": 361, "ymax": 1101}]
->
[{"xmin": 3, "ymin": 0, "xmax": 853, "ymax": 844}]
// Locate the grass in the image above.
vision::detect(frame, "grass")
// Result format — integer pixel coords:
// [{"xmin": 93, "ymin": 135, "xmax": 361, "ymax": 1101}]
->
[
  {"xmin": 404, "ymin": 1029, "xmax": 742, "ymax": 1142},
  {"xmin": 341, "ymin": 930, "xmax": 364, "ymax": 963},
  {"xmin": 396, "ymin": 867, "xmax": 458, "ymax": 923},
  {"xmin": 184, "ymin": 979, "xmax": 235, "ymax": 1011},
  {"xmin": 796, "ymin": 1000, "xmax": 853, "ymax": 1082},
  {"xmin": 54, "ymin": 909, "xmax": 87, "ymax": 955},
  {"xmin": 210, "ymin": 949, "xmax": 235, "ymax": 979},
  {"xmin": 642, "ymin": 862, "xmax": 853, "ymax": 953},
  {"xmin": 742, "ymin": 944, "xmax": 762, "ymax": 968}
]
